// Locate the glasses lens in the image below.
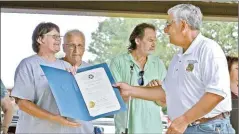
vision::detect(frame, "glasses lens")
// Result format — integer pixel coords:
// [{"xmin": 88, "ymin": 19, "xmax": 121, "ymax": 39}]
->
[
  {"xmin": 138, "ymin": 77, "xmax": 144, "ymax": 86},
  {"xmin": 165, "ymin": 21, "xmax": 169, "ymax": 27},
  {"xmin": 165, "ymin": 20, "xmax": 173, "ymax": 27},
  {"xmin": 45, "ymin": 34, "xmax": 61, "ymax": 41},
  {"xmin": 53, "ymin": 35, "xmax": 61, "ymax": 40},
  {"xmin": 138, "ymin": 71, "xmax": 144, "ymax": 86}
]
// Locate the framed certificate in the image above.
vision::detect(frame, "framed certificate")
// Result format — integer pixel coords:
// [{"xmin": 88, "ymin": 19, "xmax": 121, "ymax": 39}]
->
[{"xmin": 40, "ymin": 63, "xmax": 126, "ymax": 121}]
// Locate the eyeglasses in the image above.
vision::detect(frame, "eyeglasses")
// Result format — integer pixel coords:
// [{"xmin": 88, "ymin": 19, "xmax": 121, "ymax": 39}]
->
[
  {"xmin": 44, "ymin": 34, "xmax": 63, "ymax": 41},
  {"xmin": 65, "ymin": 43, "xmax": 85, "ymax": 50},
  {"xmin": 165, "ymin": 20, "xmax": 175, "ymax": 28},
  {"xmin": 138, "ymin": 71, "xmax": 144, "ymax": 86}
]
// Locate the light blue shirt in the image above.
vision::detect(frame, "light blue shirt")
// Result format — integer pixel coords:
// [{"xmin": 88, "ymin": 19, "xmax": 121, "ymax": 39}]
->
[
  {"xmin": 11, "ymin": 55, "xmax": 94, "ymax": 133},
  {"xmin": 110, "ymin": 53, "xmax": 167, "ymax": 134}
]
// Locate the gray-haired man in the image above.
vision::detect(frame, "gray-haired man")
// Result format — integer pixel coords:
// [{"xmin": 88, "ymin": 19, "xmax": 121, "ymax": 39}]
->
[
  {"xmin": 115, "ymin": 4, "xmax": 235, "ymax": 134},
  {"xmin": 62, "ymin": 29, "xmax": 104, "ymax": 134},
  {"xmin": 63, "ymin": 29, "xmax": 91, "ymax": 68},
  {"xmin": 61, "ymin": 30, "xmax": 93, "ymax": 133}
]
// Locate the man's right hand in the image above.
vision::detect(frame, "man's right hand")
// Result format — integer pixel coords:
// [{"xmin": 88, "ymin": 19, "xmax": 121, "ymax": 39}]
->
[
  {"xmin": 114, "ymin": 82, "xmax": 166, "ymax": 104},
  {"xmin": 53, "ymin": 115, "xmax": 80, "ymax": 127},
  {"xmin": 113, "ymin": 82, "xmax": 133, "ymax": 102}
]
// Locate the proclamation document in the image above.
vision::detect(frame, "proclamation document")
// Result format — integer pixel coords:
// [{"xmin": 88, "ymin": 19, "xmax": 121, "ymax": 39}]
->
[{"xmin": 74, "ymin": 67, "xmax": 120, "ymax": 117}]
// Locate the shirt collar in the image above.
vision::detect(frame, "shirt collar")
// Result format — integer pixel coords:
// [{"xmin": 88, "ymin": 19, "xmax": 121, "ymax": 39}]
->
[
  {"xmin": 178, "ymin": 33, "xmax": 203, "ymax": 55},
  {"xmin": 125, "ymin": 52, "xmax": 155, "ymax": 64},
  {"xmin": 78, "ymin": 61, "xmax": 90, "ymax": 69},
  {"xmin": 124, "ymin": 52, "xmax": 156, "ymax": 71},
  {"xmin": 60, "ymin": 57, "xmax": 89, "ymax": 69}
]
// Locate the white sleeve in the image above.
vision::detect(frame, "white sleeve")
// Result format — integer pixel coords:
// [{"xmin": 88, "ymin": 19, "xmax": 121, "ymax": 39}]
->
[{"xmin": 201, "ymin": 45, "xmax": 230, "ymax": 98}]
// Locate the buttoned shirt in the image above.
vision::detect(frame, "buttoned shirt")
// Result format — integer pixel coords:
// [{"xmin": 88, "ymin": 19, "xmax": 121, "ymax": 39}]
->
[
  {"xmin": 162, "ymin": 33, "xmax": 232, "ymax": 120},
  {"xmin": 110, "ymin": 53, "xmax": 167, "ymax": 134}
]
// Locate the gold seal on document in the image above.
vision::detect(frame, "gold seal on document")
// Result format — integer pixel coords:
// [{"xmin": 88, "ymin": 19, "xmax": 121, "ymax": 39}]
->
[{"xmin": 89, "ymin": 101, "xmax": 95, "ymax": 108}]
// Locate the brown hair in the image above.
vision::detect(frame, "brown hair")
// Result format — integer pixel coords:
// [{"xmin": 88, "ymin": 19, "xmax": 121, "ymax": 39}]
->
[
  {"xmin": 32, "ymin": 22, "xmax": 60, "ymax": 53},
  {"xmin": 128, "ymin": 23, "xmax": 156, "ymax": 51},
  {"xmin": 226, "ymin": 56, "xmax": 238, "ymax": 72}
]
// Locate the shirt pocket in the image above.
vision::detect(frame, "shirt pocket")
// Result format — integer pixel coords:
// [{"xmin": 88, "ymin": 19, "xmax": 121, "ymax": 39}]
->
[{"xmin": 198, "ymin": 121, "xmax": 225, "ymax": 134}]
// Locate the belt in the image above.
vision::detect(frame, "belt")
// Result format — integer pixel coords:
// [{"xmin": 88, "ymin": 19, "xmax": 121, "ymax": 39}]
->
[{"xmin": 189, "ymin": 112, "xmax": 230, "ymax": 126}]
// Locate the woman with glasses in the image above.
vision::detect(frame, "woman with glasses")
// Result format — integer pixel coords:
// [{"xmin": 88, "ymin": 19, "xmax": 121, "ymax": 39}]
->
[
  {"xmin": 110, "ymin": 23, "xmax": 167, "ymax": 134},
  {"xmin": 10, "ymin": 22, "xmax": 88, "ymax": 133}
]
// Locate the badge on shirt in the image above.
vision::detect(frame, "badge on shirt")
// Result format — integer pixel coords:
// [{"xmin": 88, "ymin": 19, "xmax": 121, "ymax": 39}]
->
[{"xmin": 186, "ymin": 60, "xmax": 198, "ymax": 72}]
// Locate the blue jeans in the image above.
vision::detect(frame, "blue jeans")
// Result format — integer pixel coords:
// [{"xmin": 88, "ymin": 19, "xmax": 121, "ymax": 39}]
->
[
  {"xmin": 94, "ymin": 126, "xmax": 104, "ymax": 134},
  {"xmin": 184, "ymin": 116, "xmax": 235, "ymax": 134}
]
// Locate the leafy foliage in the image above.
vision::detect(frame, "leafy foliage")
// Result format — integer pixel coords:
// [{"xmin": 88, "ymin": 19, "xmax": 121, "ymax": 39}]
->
[
  {"xmin": 88, "ymin": 18, "xmax": 238, "ymax": 114},
  {"xmin": 88, "ymin": 18, "xmax": 238, "ymax": 68}
]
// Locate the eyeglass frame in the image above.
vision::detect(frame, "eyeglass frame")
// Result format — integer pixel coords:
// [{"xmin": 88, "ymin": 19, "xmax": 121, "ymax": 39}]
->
[
  {"xmin": 65, "ymin": 43, "xmax": 85, "ymax": 50},
  {"xmin": 44, "ymin": 34, "xmax": 63, "ymax": 41},
  {"xmin": 165, "ymin": 19, "xmax": 176, "ymax": 28}
]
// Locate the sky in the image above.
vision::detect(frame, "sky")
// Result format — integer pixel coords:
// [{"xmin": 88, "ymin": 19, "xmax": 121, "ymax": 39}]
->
[{"xmin": 1, "ymin": 12, "xmax": 106, "ymax": 88}]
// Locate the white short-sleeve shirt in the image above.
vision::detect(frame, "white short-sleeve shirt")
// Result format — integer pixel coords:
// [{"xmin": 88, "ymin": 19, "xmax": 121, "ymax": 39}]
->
[{"xmin": 162, "ymin": 33, "xmax": 232, "ymax": 121}]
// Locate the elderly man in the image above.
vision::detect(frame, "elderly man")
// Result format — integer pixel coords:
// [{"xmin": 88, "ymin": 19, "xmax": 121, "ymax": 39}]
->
[
  {"xmin": 1, "ymin": 80, "xmax": 14, "ymax": 134},
  {"xmin": 62, "ymin": 29, "xmax": 104, "ymax": 134},
  {"xmin": 115, "ymin": 4, "xmax": 235, "ymax": 134},
  {"xmin": 61, "ymin": 29, "xmax": 94, "ymax": 133},
  {"xmin": 63, "ymin": 29, "xmax": 91, "ymax": 68}
]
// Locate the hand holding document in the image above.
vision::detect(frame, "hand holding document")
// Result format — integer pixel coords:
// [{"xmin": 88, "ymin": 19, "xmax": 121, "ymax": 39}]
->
[{"xmin": 40, "ymin": 63, "xmax": 126, "ymax": 121}]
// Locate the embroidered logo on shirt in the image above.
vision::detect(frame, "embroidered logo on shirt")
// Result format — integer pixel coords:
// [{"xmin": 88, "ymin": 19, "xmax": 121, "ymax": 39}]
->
[{"xmin": 186, "ymin": 60, "xmax": 198, "ymax": 72}]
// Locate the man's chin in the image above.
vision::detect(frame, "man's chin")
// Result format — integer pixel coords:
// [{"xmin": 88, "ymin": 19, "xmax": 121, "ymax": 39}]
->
[
  {"xmin": 148, "ymin": 51, "xmax": 155, "ymax": 55},
  {"xmin": 54, "ymin": 50, "xmax": 60, "ymax": 53},
  {"xmin": 72, "ymin": 58, "xmax": 82, "ymax": 63}
]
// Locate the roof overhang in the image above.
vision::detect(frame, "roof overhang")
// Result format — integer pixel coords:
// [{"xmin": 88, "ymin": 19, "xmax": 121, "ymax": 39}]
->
[{"xmin": 1, "ymin": 1, "xmax": 238, "ymax": 21}]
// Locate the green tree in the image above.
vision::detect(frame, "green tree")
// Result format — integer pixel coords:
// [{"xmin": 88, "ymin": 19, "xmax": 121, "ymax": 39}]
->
[
  {"xmin": 88, "ymin": 18, "xmax": 238, "ymax": 115},
  {"xmin": 88, "ymin": 18, "xmax": 177, "ymax": 66},
  {"xmin": 201, "ymin": 21, "xmax": 238, "ymax": 56},
  {"xmin": 88, "ymin": 18, "xmax": 238, "ymax": 67}
]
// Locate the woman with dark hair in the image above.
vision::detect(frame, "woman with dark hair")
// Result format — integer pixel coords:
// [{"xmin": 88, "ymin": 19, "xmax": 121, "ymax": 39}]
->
[
  {"xmin": 226, "ymin": 56, "xmax": 238, "ymax": 134},
  {"xmin": 10, "ymin": 22, "xmax": 91, "ymax": 133}
]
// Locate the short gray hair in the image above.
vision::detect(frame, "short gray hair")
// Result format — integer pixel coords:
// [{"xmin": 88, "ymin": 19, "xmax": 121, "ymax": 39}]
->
[
  {"xmin": 168, "ymin": 4, "xmax": 203, "ymax": 30},
  {"xmin": 64, "ymin": 29, "xmax": 85, "ymax": 43}
]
